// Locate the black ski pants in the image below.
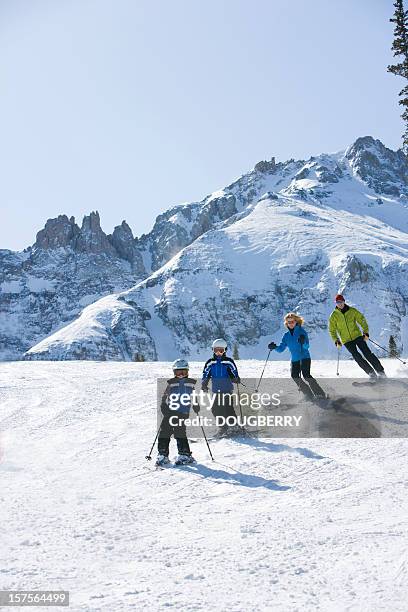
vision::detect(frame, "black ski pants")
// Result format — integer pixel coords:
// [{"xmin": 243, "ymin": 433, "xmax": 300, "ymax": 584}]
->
[
  {"xmin": 291, "ymin": 357, "xmax": 325, "ymax": 397},
  {"xmin": 344, "ymin": 336, "xmax": 384, "ymax": 375},
  {"xmin": 211, "ymin": 391, "xmax": 237, "ymax": 419},
  {"xmin": 158, "ymin": 413, "xmax": 191, "ymax": 456}
]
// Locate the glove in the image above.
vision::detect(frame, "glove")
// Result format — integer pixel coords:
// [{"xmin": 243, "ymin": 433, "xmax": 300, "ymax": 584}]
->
[
  {"xmin": 298, "ymin": 334, "xmax": 306, "ymax": 345},
  {"xmin": 268, "ymin": 342, "xmax": 277, "ymax": 350},
  {"xmin": 192, "ymin": 403, "xmax": 200, "ymax": 414},
  {"xmin": 201, "ymin": 381, "xmax": 209, "ymax": 392},
  {"xmin": 232, "ymin": 376, "xmax": 241, "ymax": 384},
  {"xmin": 335, "ymin": 339, "xmax": 342, "ymax": 347},
  {"xmin": 363, "ymin": 333, "xmax": 369, "ymax": 340}
]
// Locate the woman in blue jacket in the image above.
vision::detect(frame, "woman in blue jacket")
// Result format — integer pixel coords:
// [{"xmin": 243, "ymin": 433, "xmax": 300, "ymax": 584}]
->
[{"xmin": 268, "ymin": 312, "xmax": 325, "ymax": 399}]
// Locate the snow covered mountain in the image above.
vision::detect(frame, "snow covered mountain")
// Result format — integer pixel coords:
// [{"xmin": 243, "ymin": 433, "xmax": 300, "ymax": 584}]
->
[
  {"xmin": 0, "ymin": 212, "xmax": 146, "ymax": 360},
  {"xmin": 23, "ymin": 136, "xmax": 408, "ymax": 362},
  {"xmin": 2, "ymin": 162, "xmax": 287, "ymax": 360}
]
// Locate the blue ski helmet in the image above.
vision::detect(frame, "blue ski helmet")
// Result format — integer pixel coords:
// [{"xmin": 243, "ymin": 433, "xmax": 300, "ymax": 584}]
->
[{"xmin": 172, "ymin": 358, "xmax": 189, "ymax": 371}]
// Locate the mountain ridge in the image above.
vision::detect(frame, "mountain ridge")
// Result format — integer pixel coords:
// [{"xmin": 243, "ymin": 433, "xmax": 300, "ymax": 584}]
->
[{"xmin": 16, "ymin": 136, "xmax": 408, "ymax": 362}]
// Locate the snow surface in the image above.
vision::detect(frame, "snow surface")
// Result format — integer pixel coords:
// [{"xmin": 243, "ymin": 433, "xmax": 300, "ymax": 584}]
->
[
  {"xmin": 25, "ymin": 295, "xmax": 133, "ymax": 360},
  {"xmin": 1, "ymin": 360, "xmax": 408, "ymax": 611}
]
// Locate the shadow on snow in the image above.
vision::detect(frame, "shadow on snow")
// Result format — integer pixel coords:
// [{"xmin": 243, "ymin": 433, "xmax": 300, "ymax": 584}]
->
[
  {"xmin": 179, "ymin": 461, "xmax": 291, "ymax": 491},
  {"xmin": 227, "ymin": 434, "xmax": 326, "ymax": 460}
]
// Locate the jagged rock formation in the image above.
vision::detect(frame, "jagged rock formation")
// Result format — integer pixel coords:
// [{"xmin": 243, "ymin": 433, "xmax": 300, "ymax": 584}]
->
[
  {"xmin": 0, "ymin": 212, "xmax": 146, "ymax": 359},
  {"xmin": 345, "ymin": 136, "xmax": 408, "ymax": 197},
  {"xmin": 35, "ymin": 215, "xmax": 79, "ymax": 249}
]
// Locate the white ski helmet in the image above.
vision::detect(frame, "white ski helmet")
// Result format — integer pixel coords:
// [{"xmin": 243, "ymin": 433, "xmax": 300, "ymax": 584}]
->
[
  {"xmin": 212, "ymin": 338, "xmax": 227, "ymax": 350},
  {"xmin": 172, "ymin": 358, "xmax": 189, "ymax": 371}
]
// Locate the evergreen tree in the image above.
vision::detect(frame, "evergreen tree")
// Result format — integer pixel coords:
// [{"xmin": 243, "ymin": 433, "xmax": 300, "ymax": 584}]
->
[
  {"xmin": 232, "ymin": 343, "xmax": 240, "ymax": 360},
  {"xmin": 389, "ymin": 335, "xmax": 399, "ymax": 357},
  {"xmin": 388, "ymin": 0, "xmax": 408, "ymax": 153}
]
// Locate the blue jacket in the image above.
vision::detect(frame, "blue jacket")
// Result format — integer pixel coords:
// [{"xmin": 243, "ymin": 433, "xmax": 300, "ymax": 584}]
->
[
  {"xmin": 274, "ymin": 324, "xmax": 311, "ymax": 362},
  {"xmin": 161, "ymin": 377, "xmax": 197, "ymax": 415},
  {"xmin": 202, "ymin": 354, "xmax": 239, "ymax": 393}
]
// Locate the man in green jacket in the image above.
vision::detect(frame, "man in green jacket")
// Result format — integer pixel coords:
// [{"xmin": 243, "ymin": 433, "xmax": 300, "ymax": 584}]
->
[{"xmin": 329, "ymin": 294, "xmax": 385, "ymax": 377}]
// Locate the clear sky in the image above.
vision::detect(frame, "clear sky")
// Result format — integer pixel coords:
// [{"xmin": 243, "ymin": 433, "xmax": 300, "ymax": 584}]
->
[{"xmin": 0, "ymin": 0, "xmax": 402, "ymax": 250}]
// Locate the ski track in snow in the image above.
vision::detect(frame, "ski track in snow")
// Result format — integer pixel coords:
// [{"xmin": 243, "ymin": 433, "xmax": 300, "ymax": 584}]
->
[{"xmin": 1, "ymin": 360, "xmax": 408, "ymax": 611}]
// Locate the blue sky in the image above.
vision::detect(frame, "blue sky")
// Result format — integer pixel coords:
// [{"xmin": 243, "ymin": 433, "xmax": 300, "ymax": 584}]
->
[{"xmin": 0, "ymin": 0, "xmax": 402, "ymax": 250}]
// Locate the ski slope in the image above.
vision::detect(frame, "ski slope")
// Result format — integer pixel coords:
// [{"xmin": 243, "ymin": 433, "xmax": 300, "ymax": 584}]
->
[{"xmin": 1, "ymin": 360, "xmax": 408, "ymax": 611}]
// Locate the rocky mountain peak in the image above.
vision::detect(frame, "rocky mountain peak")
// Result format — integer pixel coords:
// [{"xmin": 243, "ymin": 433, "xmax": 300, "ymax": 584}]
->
[
  {"xmin": 2, "ymin": 209, "xmax": 146, "ymax": 360},
  {"xmin": 34, "ymin": 214, "xmax": 80, "ymax": 250},
  {"xmin": 254, "ymin": 157, "xmax": 276, "ymax": 174},
  {"xmin": 81, "ymin": 210, "xmax": 101, "ymax": 231},
  {"xmin": 72, "ymin": 210, "xmax": 116, "ymax": 255},
  {"xmin": 34, "ymin": 211, "xmax": 126, "ymax": 257},
  {"xmin": 345, "ymin": 136, "xmax": 408, "ymax": 197},
  {"xmin": 112, "ymin": 220, "xmax": 134, "ymax": 240},
  {"xmin": 108, "ymin": 220, "xmax": 145, "ymax": 272}
]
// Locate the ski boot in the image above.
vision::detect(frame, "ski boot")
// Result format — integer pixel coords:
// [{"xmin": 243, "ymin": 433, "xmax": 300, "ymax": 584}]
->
[
  {"xmin": 228, "ymin": 424, "xmax": 247, "ymax": 437},
  {"xmin": 175, "ymin": 454, "xmax": 196, "ymax": 466},
  {"xmin": 155, "ymin": 454, "xmax": 171, "ymax": 467},
  {"xmin": 214, "ymin": 424, "xmax": 229, "ymax": 439}
]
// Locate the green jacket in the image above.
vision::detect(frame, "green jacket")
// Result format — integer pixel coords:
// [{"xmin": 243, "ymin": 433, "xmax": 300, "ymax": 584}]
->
[{"xmin": 329, "ymin": 305, "xmax": 369, "ymax": 344}]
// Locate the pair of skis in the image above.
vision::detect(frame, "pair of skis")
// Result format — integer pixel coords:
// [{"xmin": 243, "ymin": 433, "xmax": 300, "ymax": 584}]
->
[
  {"xmin": 155, "ymin": 458, "xmax": 197, "ymax": 470},
  {"xmin": 351, "ymin": 376, "xmax": 387, "ymax": 387}
]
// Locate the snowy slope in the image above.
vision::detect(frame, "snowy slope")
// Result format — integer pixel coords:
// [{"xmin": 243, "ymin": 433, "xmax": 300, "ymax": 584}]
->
[
  {"xmin": 1, "ymin": 360, "xmax": 408, "ymax": 611},
  {"xmin": 26, "ymin": 137, "xmax": 408, "ymax": 361}
]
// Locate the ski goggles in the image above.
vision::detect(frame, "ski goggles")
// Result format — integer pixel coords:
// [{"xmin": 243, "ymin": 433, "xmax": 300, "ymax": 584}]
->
[
  {"xmin": 174, "ymin": 369, "xmax": 189, "ymax": 377},
  {"xmin": 213, "ymin": 347, "xmax": 225, "ymax": 353}
]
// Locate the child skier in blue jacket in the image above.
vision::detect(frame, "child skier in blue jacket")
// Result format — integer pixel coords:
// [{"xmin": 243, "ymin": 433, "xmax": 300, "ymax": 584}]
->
[
  {"xmin": 202, "ymin": 338, "xmax": 240, "ymax": 435},
  {"xmin": 268, "ymin": 313, "xmax": 325, "ymax": 399}
]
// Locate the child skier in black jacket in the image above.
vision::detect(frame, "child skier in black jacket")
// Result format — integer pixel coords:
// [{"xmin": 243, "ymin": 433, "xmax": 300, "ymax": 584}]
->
[{"xmin": 156, "ymin": 358, "xmax": 198, "ymax": 467}]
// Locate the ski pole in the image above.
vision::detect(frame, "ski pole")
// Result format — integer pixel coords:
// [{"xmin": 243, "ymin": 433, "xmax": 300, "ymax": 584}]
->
[
  {"xmin": 368, "ymin": 338, "xmax": 407, "ymax": 365},
  {"xmin": 236, "ymin": 383, "xmax": 244, "ymax": 421},
  {"xmin": 336, "ymin": 347, "xmax": 340, "ymax": 376},
  {"xmin": 193, "ymin": 399, "xmax": 215, "ymax": 461},
  {"xmin": 236, "ymin": 383, "xmax": 249, "ymax": 435},
  {"xmin": 255, "ymin": 349, "xmax": 271, "ymax": 392},
  {"xmin": 199, "ymin": 419, "xmax": 214, "ymax": 461},
  {"xmin": 236, "ymin": 383, "xmax": 257, "ymax": 438},
  {"xmin": 299, "ymin": 341, "xmax": 304, "ymax": 379},
  {"xmin": 145, "ymin": 418, "xmax": 163, "ymax": 461}
]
